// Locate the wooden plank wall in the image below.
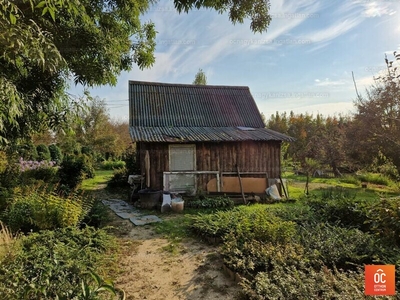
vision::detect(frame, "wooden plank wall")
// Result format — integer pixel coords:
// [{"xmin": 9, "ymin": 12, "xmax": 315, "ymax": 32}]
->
[
  {"xmin": 139, "ymin": 141, "xmax": 282, "ymax": 191},
  {"xmin": 196, "ymin": 141, "xmax": 282, "ymax": 191}
]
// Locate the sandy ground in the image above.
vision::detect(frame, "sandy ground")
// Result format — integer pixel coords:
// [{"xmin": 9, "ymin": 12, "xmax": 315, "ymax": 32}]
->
[{"xmin": 94, "ymin": 189, "xmax": 242, "ymax": 300}]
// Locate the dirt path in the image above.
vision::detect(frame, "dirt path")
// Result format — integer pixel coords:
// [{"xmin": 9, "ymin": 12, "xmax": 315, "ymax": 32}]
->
[{"xmin": 93, "ymin": 189, "xmax": 241, "ymax": 300}]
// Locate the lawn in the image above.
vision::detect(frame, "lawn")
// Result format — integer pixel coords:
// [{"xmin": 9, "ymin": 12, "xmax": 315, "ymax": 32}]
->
[{"xmin": 81, "ymin": 169, "xmax": 114, "ymax": 190}]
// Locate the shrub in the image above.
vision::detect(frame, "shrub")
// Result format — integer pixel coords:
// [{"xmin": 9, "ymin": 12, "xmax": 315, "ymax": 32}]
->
[
  {"xmin": 365, "ymin": 198, "xmax": 400, "ymax": 245},
  {"xmin": 298, "ymin": 223, "xmax": 387, "ymax": 270},
  {"xmin": 3, "ymin": 186, "xmax": 92, "ymax": 233},
  {"xmin": 304, "ymin": 195, "xmax": 371, "ymax": 230},
  {"xmin": 36, "ymin": 144, "xmax": 51, "ymax": 161},
  {"xmin": 339, "ymin": 174, "xmax": 361, "ymax": 185},
  {"xmin": 81, "ymin": 200, "xmax": 111, "ymax": 228},
  {"xmin": 320, "ymin": 186, "xmax": 357, "ymax": 201},
  {"xmin": 241, "ymin": 264, "xmax": 367, "ymax": 300},
  {"xmin": 0, "ymin": 221, "xmax": 18, "ymax": 261},
  {"xmin": 123, "ymin": 145, "xmax": 140, "ymax": 175},
  {"xmin": 48, "ymin": 144, "xmax": 63, "ymax": 164},
  {"xmin": 17, "ymin": 142, "xmax": 38, "ymax": 160},
  {"xmin": 186, "ymin": 196, "xmax": 234, "ymax": 209},
  {"xmin": 0, "ymin": 226, "xmax": 115, "ymax": 299},
  {"xmin": 221, "ymin": 235, "xmax": 303, "ymax": 276},
  {"xmin": 357, "ymin": 173, "xmax": 391, "ymax": 186},
  {"xmin": 107, "ymin": 167, "xmax": 129, "ymax": 189},
  {"xmin": 100, "ymin": 160, "xmax": 126, "ymax": 170},
  {"xmin": 58, "ymin": 155, "xmax": 95, "ymax": 190}
]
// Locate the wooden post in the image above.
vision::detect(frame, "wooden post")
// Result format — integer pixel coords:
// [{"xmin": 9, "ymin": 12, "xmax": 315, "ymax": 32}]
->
[
  {"xmin": 236, "ymin": 164, "xmax": 246, "ymax": 204},
  {"xmin": 279, "ymin": 176, "xmax": 288, "ymax": 199}
]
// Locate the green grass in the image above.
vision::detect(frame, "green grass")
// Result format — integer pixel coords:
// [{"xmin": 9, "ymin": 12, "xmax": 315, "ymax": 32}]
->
[
  {"xmin": 282, "ymin": 171, "xmax": 399, "ymax": 201},
  {"xmin": 81, "ymin": 169, "xmax": 114, "ymax": 191}
]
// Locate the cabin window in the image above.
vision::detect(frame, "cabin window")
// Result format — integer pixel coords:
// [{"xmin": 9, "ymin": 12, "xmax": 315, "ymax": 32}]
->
[
  {"xmin": 167, "ymin": 144, "xmax": 196, "ymax": 193},
  {"xmin": 169, "ymin": 144, "xmax": 196, "ymax": 171}
]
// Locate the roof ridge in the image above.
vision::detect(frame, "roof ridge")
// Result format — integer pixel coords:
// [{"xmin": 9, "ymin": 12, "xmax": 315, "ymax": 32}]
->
[{"xmin": 129, "ymin": 80, "xmax": 249, "ymax": 89}]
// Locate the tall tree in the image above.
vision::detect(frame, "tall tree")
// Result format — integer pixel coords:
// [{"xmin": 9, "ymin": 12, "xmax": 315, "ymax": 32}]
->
[
  {"xmin": 351, "ymin": 53, "xmax": 400, "ymax": 171},
  {"xmin": 193, "ymin": 68, "xmax": 207, "ymax": 85},
  {"xmin": 1, "ymin": 0, "xmax": 271, "ymax": 143}
]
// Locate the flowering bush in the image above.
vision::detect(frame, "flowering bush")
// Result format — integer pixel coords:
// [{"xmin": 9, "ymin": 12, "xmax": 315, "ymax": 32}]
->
[
  {"xmin": 17, "ymin": 158, "xmax": 59, "ymax": 184},
  {"xmin": 18, "ymin": 158, "xmax": 56, "ymax": 172}
]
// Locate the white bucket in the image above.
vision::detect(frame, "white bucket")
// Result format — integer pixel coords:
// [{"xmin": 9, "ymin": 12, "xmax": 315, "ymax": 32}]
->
[{"xmin": 171, "ymin": 198, "xmax": 184, "ymax": 212}]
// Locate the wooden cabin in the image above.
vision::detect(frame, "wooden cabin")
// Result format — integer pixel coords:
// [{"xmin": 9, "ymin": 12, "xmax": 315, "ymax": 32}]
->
[{"xmin": 129, "ymin": 81, "xmax": 294, "ymax": 195}]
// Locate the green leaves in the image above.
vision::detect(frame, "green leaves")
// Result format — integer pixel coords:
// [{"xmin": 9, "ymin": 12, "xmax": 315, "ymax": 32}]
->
[{"xmin": 173, "ymin": 0, "xmax": 271, "ymax": 33}]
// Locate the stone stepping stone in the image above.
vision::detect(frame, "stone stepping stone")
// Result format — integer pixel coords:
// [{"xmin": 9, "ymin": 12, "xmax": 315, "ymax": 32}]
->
[
  {"xmin": 115, "ymin": 212, "xmax": 142, "ymax": 219},
  {"xmin": 130, "ymin": 215, "xmax": 162, "ymax": 226}
]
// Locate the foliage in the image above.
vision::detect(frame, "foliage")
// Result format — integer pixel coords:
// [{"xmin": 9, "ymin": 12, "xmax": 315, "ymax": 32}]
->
[
  {"xmin": 349, "ymin": 53, "xmax": 400, "ymax": 172},
  {"xmin": 107, "ymin": 167, "xmax": 129, "ymax": 189},
  {"xmin": 16, "ymin": 142, "xmax": 39, "ymax": 161},
  {"xmin": 123, "ymin": 145, "xmax": 140, "ymax": 175},
  {"xmin": 0, "ymin": 0, "xmax": 271, "ymax": 143},
  {"xmin": 175, "ymin": 0, "xmax": 271, "ymax": 33},
  {"xmin": 186, "ymin": 196, "xmax": 234, "ymax": 209},
  {"xmin": 241, "ymin": 264, "xmax": 366, "ymax": 300},
  {"xmin": 304, "ymin": 194, "xmax": 370, "ymax": 230},
  {"xmin": 2, "ymin": 186, "xmax": 92, "ymax": 233},
  {"xmin": 58, "ymin": 155, "xmax": 95, "ymax": 190},
  {"xmin": 0, "ymin": 221, "xmax": 18, "ymax": 261},
  {"xmin": 81, "ymin": 200, "xmax": 112, "ymax": 229},
  {"xmin": 36, "ymin": 144, "xmax": 51, "ymax": 161},
  {"xmin": 193, "ymin": 68, "xmax": 207, "ymax": 85},
  {"xmin": 365, "ymin": 198, "xmax": 400, "ymax": 246},
  {"xmin": 0, "ymin": 226, "xmax": 115, "ymax": 300},
  {"xmin": 100, "ymin": 160, "xmax": 126, "ymax": 170},
  {"xmin": 192, "ymin": 200, "xmax": 400, "ymax": 298},
  {"xmin": 298, "ymin": 223, "xmax": 386, "ymax": 270},
  {"xmin": 48, "ymin": 144, "xmax": 63, "ymax": 164},
  {"xmin": 357, "ymin": 172, "xmax": 392, "ymax": 186}
]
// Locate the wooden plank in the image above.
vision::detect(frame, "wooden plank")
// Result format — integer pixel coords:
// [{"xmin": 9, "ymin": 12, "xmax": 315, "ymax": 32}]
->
[
  {"xmin": 207, "ymin": 177, "xmax": 267, "ymax": 193},
  {"xmin": 236, "ymin": 164, "xmax": 246, "ymax": 204}
]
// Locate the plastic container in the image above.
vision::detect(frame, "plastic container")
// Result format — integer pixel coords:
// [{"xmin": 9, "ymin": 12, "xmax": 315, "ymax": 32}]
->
[
  {"xmin": 138, "ymin": 189, "xmax": 162, "ymax": 209},
  {"xmin": 171, "ymin": 198, "xmax": 184, "ymax": 212}
]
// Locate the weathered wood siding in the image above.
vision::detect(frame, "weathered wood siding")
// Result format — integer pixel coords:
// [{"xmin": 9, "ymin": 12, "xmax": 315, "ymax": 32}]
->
[{"xmin": 138, "ymin": 141, "xmax": 282, "ymax": 191}]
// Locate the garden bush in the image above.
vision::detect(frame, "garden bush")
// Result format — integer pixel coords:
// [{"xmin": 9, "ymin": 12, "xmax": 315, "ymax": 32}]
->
[
  {"xmin": 365, "ymin": 198, "xmax": 400, "ymax": 245},
  {"xmin": 48, "ymin": 144, "xmax": 63, "ymax": 164},
  {"xmin": 304, "ymin": 194, "xmax": 371, "ymax": 230},
  {"xmin": 36, "ymin": 144, "xmax": 51, "ymax": 161},
  {"xmin": 357, "ymin": 173, "xmax": 392, "ymax": 186},
  {"xmin": 0, "ymin": 226, "xmax": 116, "ymax": 300},
  {"xmin": 241, "ymin": 264, "xmax": 368, "ymax": 300},
  {"xmin": 107, "ymin": 167, "xmax": 129, "ymax": 189},
  {"xmin": 185, "ymin": 196, "xmax": 234, "ymax": 209},
  {"xmin": 58, "ymin": 155, "xmax": 95, "ymax": 190},
  {"xmin": 100, "ymin": 159, "xmax": 126, "ymax": 170},
  {"xmin": 2, "ymin": 186, "xmax": 93, "ymax": 233},
  {"xmin": 297, "ymin": 223, "xmax": 389, "ymax": 270}
]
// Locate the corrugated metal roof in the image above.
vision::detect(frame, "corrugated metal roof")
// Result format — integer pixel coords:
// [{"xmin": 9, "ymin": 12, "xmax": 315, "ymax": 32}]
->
[
  {"xmin": 129, "ymin": 127, "xmax": 295, "ymax": 142},
  {"xmin": 129, "ymin": 81, "xmax": 265, "ymax": 128},
  {"xmin": 129, "ymin": 81, "xmax": 294, "ymax": 142}
]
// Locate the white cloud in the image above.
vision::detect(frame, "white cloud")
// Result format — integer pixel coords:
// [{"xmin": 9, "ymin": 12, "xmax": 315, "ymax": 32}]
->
[
  {"xmin": 362, "ymin": 1, "xmax": 397, "ymax": 18},
  {"xmin": 314, "ymin": 78, "xmax": 346, "ymax": 87}
]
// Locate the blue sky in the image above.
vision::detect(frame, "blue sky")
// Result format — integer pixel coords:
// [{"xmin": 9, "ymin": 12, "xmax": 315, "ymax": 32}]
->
[{"xmin": 69, "ymin": 0, "xmax": 400, "ymax": 122}]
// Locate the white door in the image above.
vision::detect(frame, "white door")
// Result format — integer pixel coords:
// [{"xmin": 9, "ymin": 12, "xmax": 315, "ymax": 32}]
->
[{"xmin": 168, "ymin": 144, "xmax": 196, "ymax": 193}]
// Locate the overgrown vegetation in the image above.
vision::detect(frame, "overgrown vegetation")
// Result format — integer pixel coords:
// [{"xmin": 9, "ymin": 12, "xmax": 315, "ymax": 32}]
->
[
  {"xmin": 190, "ymin": 196, "xmax": 400, "ymax": 299},
  {"xmin": 0, "ymin": 226, "xmax": 119, "ymax": 300}
]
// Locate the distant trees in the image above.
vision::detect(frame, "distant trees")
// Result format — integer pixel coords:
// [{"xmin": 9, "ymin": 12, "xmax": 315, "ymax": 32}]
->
[{"xmin": 266, "ymin": 53, "xmax": 400, "ymax": 178}]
